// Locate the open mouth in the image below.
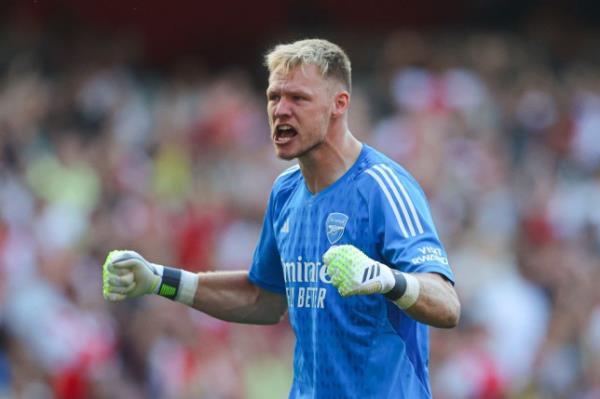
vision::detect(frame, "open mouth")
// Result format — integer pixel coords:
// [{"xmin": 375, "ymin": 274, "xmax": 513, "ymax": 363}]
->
[{"xmin": 274, "ymin": 124, "xmax": 298, "ymax": 144}]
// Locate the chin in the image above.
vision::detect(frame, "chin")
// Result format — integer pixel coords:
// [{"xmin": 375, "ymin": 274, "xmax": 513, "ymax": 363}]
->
[
  {"xmin": 275, "ymin": 151, "xmax": 297, "ymax": 161},
  {"xmin": 274, "ymin": 140, "xmax": 320, "ymax": 161},
  {"xmin": 273, "ymin": 144, "xmax": 300, "ymax": 160}
]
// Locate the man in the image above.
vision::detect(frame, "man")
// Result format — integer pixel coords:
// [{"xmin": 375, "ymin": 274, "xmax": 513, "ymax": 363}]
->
[{"xmin": 103, "ymin": 39, "xmax": 460, "ymax": 398}]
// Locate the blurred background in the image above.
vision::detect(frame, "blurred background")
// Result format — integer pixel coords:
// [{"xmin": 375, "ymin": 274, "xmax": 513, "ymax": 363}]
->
[{"xmin": 1, "ymin": 0, "xmax": 600, "ymax": 398}]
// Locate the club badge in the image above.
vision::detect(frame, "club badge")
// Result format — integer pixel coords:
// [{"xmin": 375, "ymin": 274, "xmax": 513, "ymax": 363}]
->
[{"xmin": 326, "ymin": 212, "xmax": 349, "ymax": 244}]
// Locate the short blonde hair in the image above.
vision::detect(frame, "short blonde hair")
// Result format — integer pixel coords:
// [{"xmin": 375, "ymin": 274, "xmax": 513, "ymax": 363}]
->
[{"xmin": 265, "ymin": 39, "xmax": 352, "ymax": 92}]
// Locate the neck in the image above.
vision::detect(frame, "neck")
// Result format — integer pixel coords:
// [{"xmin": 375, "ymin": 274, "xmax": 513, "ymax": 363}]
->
[{"xmin": 299, "ymin": 129, "xmax": 362, "ymax": 194}]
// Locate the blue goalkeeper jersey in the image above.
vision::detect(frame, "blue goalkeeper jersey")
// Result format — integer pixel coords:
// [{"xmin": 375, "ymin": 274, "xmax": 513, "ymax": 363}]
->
[{"xmin": 249, "ymin": 144, "xmax": 454, "ymax": 399}]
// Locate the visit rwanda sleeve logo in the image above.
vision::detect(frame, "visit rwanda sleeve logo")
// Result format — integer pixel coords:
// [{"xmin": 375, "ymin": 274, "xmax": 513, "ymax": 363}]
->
[{"xmin": 326, "ymin": 212, "xmax": 349, "ymax": 244}]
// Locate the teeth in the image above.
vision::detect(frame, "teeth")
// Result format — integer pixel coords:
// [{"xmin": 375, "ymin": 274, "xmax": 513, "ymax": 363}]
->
[{"xmin": 278, "ymin": 125, "xmax": 292, "ymax": 131}]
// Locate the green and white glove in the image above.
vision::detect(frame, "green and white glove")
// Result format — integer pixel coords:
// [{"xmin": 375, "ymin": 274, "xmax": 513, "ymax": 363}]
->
[
  {"xmin": 323, "ymin": 245, "xmax": 420, "ymax": 309},
  {"xmin": 102, "ymin": 250, "xmax": 198, "ymax": 305}
]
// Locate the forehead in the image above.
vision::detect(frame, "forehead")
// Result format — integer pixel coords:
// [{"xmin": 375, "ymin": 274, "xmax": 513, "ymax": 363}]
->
[{"xmin": 267, "ymin": 64, "xmax": 328, "ymax": 92}]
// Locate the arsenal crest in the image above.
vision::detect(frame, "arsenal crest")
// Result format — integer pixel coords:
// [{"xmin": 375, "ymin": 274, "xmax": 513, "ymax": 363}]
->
[{"xmin": 326, "ymin": 212, "xmax": 349, "ymax": 244}]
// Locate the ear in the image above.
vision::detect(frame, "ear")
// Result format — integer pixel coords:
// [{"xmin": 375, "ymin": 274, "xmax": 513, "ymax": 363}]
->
[{"xmin": 331, "ymin": 90, "xmax": 350, "ymax": 118}]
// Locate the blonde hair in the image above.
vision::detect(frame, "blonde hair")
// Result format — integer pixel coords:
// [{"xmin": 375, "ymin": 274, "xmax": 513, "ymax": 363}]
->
[{"xmin": 265, "ymin": 39, "xmax": 352, "ymax": 92}]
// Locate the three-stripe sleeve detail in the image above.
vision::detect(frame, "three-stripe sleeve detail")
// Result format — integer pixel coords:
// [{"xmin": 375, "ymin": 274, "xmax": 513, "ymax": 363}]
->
[
  {"xmin": 373, "ymin": 165, "xmax": 417, "ymax": 236},
  {"xmin": 381, "ymin": 164, "xmax": 424, "ymax": 234},
  {"xmin": 366, "ymin": 164, "xmax": 424, "ymax": 238},
  {"xmin": 365, "ymin": 169, "xmax": 410, "ymax": 238}
]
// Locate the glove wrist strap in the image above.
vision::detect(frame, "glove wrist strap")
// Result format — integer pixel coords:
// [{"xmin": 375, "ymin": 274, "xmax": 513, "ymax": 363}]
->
[
  {"xmin": 154, "ymin": 264, "xmax": 199, "ymax": 306},
  {"xmin": 384, "ymin": 270, "xmax": 420, "ymax": 310},
  {"xmin": 384, "ymin": 270, "xmax": 407, "ymax": 299}
]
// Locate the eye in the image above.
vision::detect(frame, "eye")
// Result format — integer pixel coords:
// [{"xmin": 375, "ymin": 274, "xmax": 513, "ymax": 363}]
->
[{"xmin": 268, "ymin": 93, "xmax": 280, "ymax": 102}]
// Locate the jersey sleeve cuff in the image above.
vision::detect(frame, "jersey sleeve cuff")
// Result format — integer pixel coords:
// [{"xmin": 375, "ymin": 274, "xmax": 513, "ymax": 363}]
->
[{"xmin": 403, "ymin": 264, "xmax": 455, "ymax": 285}]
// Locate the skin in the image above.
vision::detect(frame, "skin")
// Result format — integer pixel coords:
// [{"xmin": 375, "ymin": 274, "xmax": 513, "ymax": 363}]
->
[
  {"xmin": 266, "ymin": 64, "xmax": 361, "ymax": 193},
  {"xmin": 191, "ymin": 64, "xmax": 460, "ymax": 328}
]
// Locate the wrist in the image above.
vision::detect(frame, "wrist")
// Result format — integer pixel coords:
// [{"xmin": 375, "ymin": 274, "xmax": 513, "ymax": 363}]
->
[
  {"xmin": 152, "ymin": 264, "xmax": 199, "ymax": 306},
  {"xmin": 384, "ymin": 270, "xmax": 420, "ymax": 309}
]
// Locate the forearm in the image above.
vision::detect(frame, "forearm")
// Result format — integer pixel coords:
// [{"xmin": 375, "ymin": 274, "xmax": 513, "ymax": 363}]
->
[
  {"xmin": 192, "ymin": 270, "xmax": 287, "ymax": 325},
  {"xmin": 402, "ymin": 273, "xmax": 460, "ymax": 328}
]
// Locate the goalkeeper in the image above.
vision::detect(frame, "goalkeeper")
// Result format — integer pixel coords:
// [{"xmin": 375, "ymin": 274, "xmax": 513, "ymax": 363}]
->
[{"xmin": 103, "ymin": 39, "xmax": 460, "ymax": 398}]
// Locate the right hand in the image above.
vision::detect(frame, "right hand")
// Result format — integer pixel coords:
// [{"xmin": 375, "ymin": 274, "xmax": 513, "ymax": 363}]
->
[{"xmin": 102, "ymin": 250, "xmax": 161, "ymax": 301}]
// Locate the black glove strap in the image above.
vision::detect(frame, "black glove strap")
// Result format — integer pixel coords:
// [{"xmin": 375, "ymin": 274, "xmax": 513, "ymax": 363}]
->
[
  {"xmin": 158, "ymin": 266, "xmax": 181, "ymax": 300},
  {"xmin": 384, "ymin": 270, "xmax": 407, "ymax": 301}
]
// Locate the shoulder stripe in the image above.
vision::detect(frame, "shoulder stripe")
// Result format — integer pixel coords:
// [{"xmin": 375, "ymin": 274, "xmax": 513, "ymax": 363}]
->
[
  {"xmin": 373, "ymin": 165, "xmax": 417, "ymax": 236},
  {"xmin": 365, "ymin": 169, "xmax": 409, "ymax": 238},
  {"xmin": 366, "ymin": 164, "xmax": 425, "ymax": 237},
  {"xmin": 381, "ymin": 164, "xmax": 424, "ymax": 234},
  {"xmin": 275, "ymin": 164, "xmax": 300, "ymax": 181}
]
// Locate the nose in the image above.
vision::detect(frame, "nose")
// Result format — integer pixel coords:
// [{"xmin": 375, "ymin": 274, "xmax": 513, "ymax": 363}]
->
[{"xmin": 273, "ymin": 98, "xmax": 292, "ymax": 118}]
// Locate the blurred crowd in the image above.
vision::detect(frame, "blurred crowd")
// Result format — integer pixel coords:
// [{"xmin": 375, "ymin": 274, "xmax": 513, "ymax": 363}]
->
[{"xmin": 1, "ymin": 21, "xmax": 600, "ymax": 399}]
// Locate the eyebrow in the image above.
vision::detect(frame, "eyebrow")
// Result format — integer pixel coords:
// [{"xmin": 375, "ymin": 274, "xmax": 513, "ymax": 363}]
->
[{"xmin": 266, "ymin": 86, "xmax": 312, "ymax": 97}]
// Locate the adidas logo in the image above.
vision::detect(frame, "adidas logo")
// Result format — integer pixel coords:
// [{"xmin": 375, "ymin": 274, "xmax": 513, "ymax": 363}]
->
[
  {"xmin": 281, "ymin": 218, "xmax": 290, "ymax": 233},
  {"xmin": 361, "ymin": 263, "xmax": 381, "ymax": 283}
]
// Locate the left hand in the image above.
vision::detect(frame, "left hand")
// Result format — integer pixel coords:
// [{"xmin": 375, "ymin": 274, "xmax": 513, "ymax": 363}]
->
[{"xmin": 323, "ymin": 245, "xmax": 395, "ymax": 297}]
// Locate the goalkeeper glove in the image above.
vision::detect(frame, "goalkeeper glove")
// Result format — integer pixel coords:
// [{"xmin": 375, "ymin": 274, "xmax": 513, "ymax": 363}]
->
[
  {"xmin": 102, "ymin": 250, "xmax": 198, "ymax": 305},
  {"xmin": 323, "ymin": 245, "xmax": 420, "ymax": 309}
]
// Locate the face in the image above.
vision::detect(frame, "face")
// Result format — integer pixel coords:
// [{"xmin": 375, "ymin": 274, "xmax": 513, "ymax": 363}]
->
[{"xmin": 266, "ymin": 64, "xmax": 337, "ymax": 160}]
